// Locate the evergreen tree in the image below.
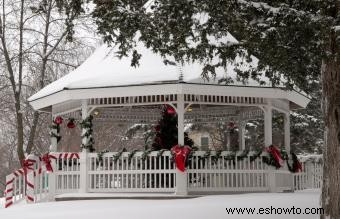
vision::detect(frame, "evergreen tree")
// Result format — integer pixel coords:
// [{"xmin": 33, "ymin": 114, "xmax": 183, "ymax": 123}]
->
[{"xmin": 152, "ymin": 105, "xmax": 193, "ymax": 150}]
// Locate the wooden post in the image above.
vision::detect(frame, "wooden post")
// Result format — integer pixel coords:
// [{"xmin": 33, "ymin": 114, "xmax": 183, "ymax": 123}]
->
[
  {"xmin": 263, "ymin": 105, "xmax": 273, "ymax": 146},
  {"xmin": 284, "ymin": 112, "xmax": 291, "ymax": 154},
  {"xmin": 79, "ymin": 100, "xmax": 89, "ymax": 193},
  {"xmin": 175, "ymin": 94, "xmax": 188, "ymax": 195},
  {"xmin": 238, "ymin": 122, "xmax": 246, "ymax": 150}
]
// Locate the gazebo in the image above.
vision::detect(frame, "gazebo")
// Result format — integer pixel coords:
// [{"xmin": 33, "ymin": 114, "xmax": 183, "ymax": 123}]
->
[{"xmin": 4, "ymin": 42, "xmax": 314, "ymax": 207}]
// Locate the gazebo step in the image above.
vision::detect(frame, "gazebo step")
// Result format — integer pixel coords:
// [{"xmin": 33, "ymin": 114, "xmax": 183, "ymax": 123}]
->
[{"xmin": 55, "ymin": 193, "xmax": 201, "ymax": 201}]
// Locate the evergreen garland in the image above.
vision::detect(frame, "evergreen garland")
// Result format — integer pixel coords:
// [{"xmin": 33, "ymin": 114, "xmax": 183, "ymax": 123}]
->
[
  {"xmin": 237, "ymin": 149, "xmax": 250, "ymax": 160},
  {"xmin": 156, "ymin": 149, "xmax": 168, "ymax": 159},
  {"xmin": 50, "ymin": 117, "xmax": 62, "ymax": 143},
  {"xmin": 211, "ymin": 149, "xmax": 222, "ymax": 164},
  {"xmin": 141, "ymin": 149, "xmax": 152, "ymax": 162},
  {"xmin": 112, "ymin": 148, "xmax": 127, "ymax": 164},
  {"xmin": 80, "ymin": 115, "xmax": 95, "ymax": 152},
  {"xmin": 128, "ymin": 149, "xmax": 139, "ymax": 165},
  {"xmin": 97, "ymin": 150, "xmax": 109, "ymax": 165}
]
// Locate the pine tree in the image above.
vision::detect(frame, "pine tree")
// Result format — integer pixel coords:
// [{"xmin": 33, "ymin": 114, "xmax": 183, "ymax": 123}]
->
[{"xmin": 152, "ymin": 105, "xmax": 193, "ymax": 150}]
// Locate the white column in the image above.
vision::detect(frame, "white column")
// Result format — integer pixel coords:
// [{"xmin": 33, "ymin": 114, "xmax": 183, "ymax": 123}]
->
[
  {"xmin": 263, "ymin": 105, "xmax": 273, "ymax": 146},
  {"xmin": 48, "ymin": 160, "xmax": 56, "ymax": 201},
  {"xmin": 175, "ymin": 94, "xmax": 187, "ymax": 195},
  {"xmin": 284, "ymin": 112, "xmax": 291, "ymax": 153},
  {"xmin": 238, "ymin": 122, "xmax": 246, "ymax": 150},
  {"xmin": 79, "ymin": 99, "xmax": 89, "ymax": 193},
  {"xmin": 177, "ymin": 95, "xmax": 184, "ymax": 146}
]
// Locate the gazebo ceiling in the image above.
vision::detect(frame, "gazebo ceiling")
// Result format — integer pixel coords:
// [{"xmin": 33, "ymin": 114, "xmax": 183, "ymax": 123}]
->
[{"xmin": 28, "ymin": 42, "xmax": 311, "ymax": 112}]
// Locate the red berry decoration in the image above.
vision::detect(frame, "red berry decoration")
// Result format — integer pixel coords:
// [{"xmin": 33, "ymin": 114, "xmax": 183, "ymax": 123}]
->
[
  {"xmin": 54, "ymin": 116, "xmax": 63, "ymax": 125},
  {"xmin": 67, "ymin": 118, "xmax": 76, "ymax": 129}
]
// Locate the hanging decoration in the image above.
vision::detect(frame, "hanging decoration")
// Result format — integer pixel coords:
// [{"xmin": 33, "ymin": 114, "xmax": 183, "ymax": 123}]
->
[
  {"xmin": 54, "ymin": 116, "xmax": 63, "ymax": 125},
  {"xmin": 263, "ymin": 145, "xmax": 284, "ymax": 168},
  {"xmin": 287, "ymin": 152, "xmax": 303, "ymax": 173},
  {"xmin": 67, "ymin": 118, "xmax": 76, "ymax": 129},
  {"xmin": 50, "ymin": 116, "xmax": 62, "ymax": 143},
  {"xmin": 171, "ymin": 145, "xmax": 191, "ymax": 172},
  {"xmin": 80, "ymin": 115, "xmax": 95, "ymax": 152}
]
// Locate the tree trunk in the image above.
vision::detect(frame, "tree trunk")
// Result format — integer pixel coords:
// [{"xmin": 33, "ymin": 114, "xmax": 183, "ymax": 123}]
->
[{"xmin": 321, "ymin": 30, "xmax": 340, "ymax": 219}]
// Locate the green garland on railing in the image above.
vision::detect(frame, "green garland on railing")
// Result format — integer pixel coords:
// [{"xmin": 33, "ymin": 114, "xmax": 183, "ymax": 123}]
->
[
  {"xmin": 156, "ymin": 149, "xmax": 168, "ymax": 159},
  {"xmin": 112, "ymin": 148, "xmax": 127, "ymax": 163},
  {"xmin": 250, "ymin": 149, "xmax": 263, "ymax": 162},
  {"xmin": 128, "ymin": 149, "xmax": 140, "ymax": 165},
  {"xmin": 97, "ymin": 150, "xmax": 109, "ymax": 165},
  {"xmin": 141, "ymin": 149, "xmax": 152, "ymax": 162},
  {"xmin": 237, "ymin": 149, "xmax": 250, "ymax": 160},
  {"xmin": 211, "ymin": 149, "xmax": 222, "ymax": 164}
]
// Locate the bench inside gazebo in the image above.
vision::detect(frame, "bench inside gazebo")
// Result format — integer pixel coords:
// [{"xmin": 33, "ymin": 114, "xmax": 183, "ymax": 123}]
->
[{"xmin": 4, "ymin": 43, "xmax": 322, "ymax": 207}]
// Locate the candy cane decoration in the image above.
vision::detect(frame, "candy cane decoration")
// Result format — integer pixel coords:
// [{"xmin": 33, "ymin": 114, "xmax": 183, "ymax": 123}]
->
[
  {"xmin": 23, "ymin": 154, "xmax": 40, "ymax": 203},
  {"xmin": 4, "ymin": 174, "xmax": 16, "ymax": 208}
]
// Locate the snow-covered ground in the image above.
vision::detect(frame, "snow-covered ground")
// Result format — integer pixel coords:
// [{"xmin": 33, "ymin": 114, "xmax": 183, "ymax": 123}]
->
[{"xmin": 0, "ymin": 190, "xmax": 321, "ymax": 219}]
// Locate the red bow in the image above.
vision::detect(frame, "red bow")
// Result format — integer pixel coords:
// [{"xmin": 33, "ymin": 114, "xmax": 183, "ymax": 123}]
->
[
  {"xmin": 41, "ymin": 153, "xmax": 57, "ymax": 172},
  {"xmin": 266, "ymin": 146, "xmax": 284, "ymax": 167},
  {"xmin": 171, "ymin": 145, "xmax": 191, "ymax": 172}
]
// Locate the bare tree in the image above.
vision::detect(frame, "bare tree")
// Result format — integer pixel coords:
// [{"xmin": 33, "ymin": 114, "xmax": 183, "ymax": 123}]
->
[{"xmin": 0, "ymin": 0, "xmax": 97, "ymax": 165}]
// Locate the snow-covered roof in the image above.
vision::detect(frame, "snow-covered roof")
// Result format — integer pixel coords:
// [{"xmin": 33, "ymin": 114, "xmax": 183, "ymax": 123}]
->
[
  {"xmin": 28, "ymin": 42, "xmax": 310, "ymax": 111},
  {"xmin": 29, "ymin": 42, "xmax": 272, "ymax": 101}
]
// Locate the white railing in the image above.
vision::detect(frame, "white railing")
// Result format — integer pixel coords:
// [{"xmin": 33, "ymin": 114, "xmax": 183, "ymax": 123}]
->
[
  {"xmin": 88, "ymin": 151, "xmax": 176, "ymax": 192},
  {"xmin": 4, "ymin": 151, "xmax": 323, "ymax": 208},
  {"xmin": 293, "ymin": 161, "xmax": 323, "ymax": 190},
  {"xmin": 187, "ymin": 151, "xmax": 269, "ymax": 192},
  {"xmin": 55, "ymin": 155, "xmax": 81, "ymax": 194}
]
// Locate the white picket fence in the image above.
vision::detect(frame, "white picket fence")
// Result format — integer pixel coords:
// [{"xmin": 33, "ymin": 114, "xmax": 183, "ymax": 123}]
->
[
  {"xmin": 3, "ymin": 151, "xmax": 323, "ymax": 208},
  {"xmin": 293, "ymin": 161, "xmax": 323, "ymax": 190}
]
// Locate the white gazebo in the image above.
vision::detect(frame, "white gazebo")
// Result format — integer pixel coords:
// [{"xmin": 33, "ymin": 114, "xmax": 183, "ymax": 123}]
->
[
  {"xmin": 29, "ymin": 43, "xmax": 309, "ymax": 152},
  {"xmin": 5, "ymin": 43, "xmax": 319, "ymax": 208}
]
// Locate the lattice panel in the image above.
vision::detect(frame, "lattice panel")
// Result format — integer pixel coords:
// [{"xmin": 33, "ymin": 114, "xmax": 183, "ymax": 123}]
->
[
  {"xmin": 184, "ymin": 94, "xmax": 266, "ymax": 105},
  {"xmin": 89, "ymin": 94, "xmax": 178, "ymax": 106}
]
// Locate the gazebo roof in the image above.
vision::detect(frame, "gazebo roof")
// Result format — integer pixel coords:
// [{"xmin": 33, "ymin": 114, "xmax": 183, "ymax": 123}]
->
[{"xmin": 28, "ymin": 42, "xmax": 310, "ymax": 112}]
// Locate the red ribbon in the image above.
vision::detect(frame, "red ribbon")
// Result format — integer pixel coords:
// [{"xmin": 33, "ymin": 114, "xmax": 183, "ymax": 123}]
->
[
  {"xmin": 171, "ymin": 145, "xmax": 191, "ymax": 172},
  {"xmin": 41, "ymin": 153, "xmax": 57, "ymax": 172},
  {"xmin": 266, "ymin": 146, "xmax": 284, "ymax": 167}
]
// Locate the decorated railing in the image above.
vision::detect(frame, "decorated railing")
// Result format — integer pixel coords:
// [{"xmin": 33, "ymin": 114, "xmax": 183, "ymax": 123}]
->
[
  {"xmin": 88, "ymin": 151, "xmax": 175, "ymax": 192},
  {"xmin": 4, "ymin": 150, "xmax": 323, "ymax": 208}
]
